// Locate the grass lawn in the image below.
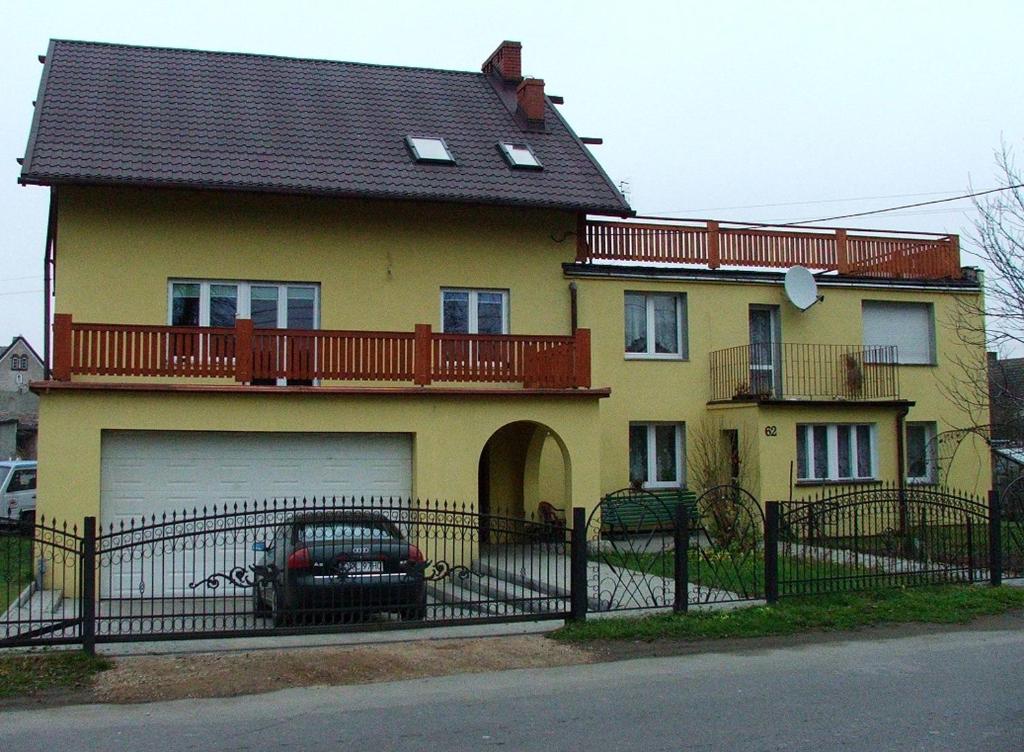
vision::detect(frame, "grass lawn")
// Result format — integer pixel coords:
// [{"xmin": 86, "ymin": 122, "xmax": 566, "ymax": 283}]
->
[
  {"xmin": 595, "ymin": 548, "xmax": 876, "ymax": 597},
  {"xmin": 0, "ymin": 651, "xmax": 112, "ymax": 698},
  {"xmin": 551, "ymin": 585, "xmax": 1024, "ymax": 642},
  {"xmin": 1, "ymin": 535, "xmax": 34, "ymax": 612}
]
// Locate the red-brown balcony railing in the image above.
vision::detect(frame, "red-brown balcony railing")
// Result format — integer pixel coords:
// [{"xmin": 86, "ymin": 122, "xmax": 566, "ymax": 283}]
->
[
  {"xmin": 50, "ymin": 314, "xmax": 592, "ymax": 389},
  {"xmin": 709, "ymin": 343, "xmax": 900, "ymax": 402},
  {"xmin": 578, "ymin": 218, "xmax": 961, "ymax": 281}
]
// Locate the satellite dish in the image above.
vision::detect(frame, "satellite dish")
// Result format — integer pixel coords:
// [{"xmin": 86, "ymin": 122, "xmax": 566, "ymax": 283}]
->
[{"xmin": 784, "ymin": 266, "xmax": 821, "ymax": 311}]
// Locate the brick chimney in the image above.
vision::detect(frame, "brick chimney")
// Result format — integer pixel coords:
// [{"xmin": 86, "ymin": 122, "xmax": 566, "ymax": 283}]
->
[
  {"xmin": 482, "ymin": 40, "xmax": 522, "ymax": 82},
  {"xmin": 516, "ymin": 78, "xmax": 546, "ymax": 124}
]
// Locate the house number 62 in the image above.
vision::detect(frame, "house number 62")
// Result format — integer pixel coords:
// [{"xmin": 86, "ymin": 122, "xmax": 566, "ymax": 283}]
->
[{"xmin": 764, "ymin": 425, "xmax": 778, "ymax": 437}]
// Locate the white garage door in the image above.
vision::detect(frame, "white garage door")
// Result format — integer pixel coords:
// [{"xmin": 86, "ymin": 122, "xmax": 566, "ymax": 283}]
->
[{"xmin": 99, "ymin": 431, "xmax": 412, "ymax": 598}]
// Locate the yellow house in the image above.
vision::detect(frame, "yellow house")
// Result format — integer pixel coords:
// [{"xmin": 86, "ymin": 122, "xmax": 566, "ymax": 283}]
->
[{"xmin": 19, "ymin": 38, "xmax": 991, "ymax": 545}]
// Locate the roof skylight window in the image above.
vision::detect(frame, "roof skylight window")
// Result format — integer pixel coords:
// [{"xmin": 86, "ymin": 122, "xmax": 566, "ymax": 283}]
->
[
  {"xmin": 407, "ymin": 137, "xmax": 455, "ymax": 164},
  {"xmin": 498, "ymin": 142, "xmax": 543, "ymax": 170}
]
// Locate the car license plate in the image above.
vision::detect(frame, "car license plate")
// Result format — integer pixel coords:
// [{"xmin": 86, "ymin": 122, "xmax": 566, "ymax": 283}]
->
[{"xmin": 346, "ymin": 560, "xmax": 383, "ymax": 574}]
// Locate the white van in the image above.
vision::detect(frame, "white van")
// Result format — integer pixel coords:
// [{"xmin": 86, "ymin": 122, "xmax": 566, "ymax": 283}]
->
[{"xmin": 1, "ymin": 461, "xmax": 37, "ymax": 531}]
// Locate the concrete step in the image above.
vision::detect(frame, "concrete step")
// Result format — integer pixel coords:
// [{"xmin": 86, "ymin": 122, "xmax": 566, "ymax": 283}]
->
[
  {"xmin": 457, "ymin": 572, "xmax": 569, "ymax": 615},
  {"xmin": 425, "ymin": 581, "xmax": 524, "ymax": 618},
  {"xmin": 475, "ymin": 558, "xmax": 571, "ymax": 600}
]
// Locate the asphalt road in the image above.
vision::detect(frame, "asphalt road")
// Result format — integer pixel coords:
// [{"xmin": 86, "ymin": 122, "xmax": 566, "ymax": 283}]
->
[{"xmin": 4, "ymin": 626, "xmax": 1023, "ymax": 751}]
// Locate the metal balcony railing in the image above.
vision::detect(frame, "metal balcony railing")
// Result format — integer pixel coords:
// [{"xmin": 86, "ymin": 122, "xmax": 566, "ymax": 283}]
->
[{"xmin": 709, "ymin": 343, "xmax": 900, "ymax": 402}]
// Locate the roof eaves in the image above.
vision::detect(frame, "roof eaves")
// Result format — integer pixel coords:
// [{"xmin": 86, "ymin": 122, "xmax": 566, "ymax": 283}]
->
[
  {"xmin": 18, "ymin": 39, "xmax": 57, "ymax": 180},
  {"xmin": 18, "ymin": 174, "xmax": 630, "ymax": 215},
  {"xmin": 545, "ymin": 93, "xmax": 633, "ymax": 218}
]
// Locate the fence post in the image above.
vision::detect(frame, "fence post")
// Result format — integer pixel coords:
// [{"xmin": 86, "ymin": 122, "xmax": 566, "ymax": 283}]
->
[
  {"xmin": 81, "ymin": 516, "xmax": 97, "ymax": 656},
  {"xmin": 989, "ymin": 490, "xmax": 1003, "ymax": 587},
  {"xmin": 52, "ymin": 313, "xmax": 73, "ymax": 381},
  {"xmin": 707, "ymin": 220, "xmax": 721, "ymax": 269},
  {"xmin": 575, "ymin": 214, "xmax": 589, "ymax": 262},
  {"xmin": 673, "ymin": 504, "xmax": 689, "ymax": 614},
  {"xmin": 414, "ymin": 324, "xmax": 432, "ymax": 386},
  {"xmin": 234, "ymin": 317, "xmax": 253, "ymax": 384},
  {"xmin": 765, "ymin": 502, "xmax": 779, "ymax": 604},
  {"xmin": 835, "ymin": 229, "xmax": 850, "ymax": 274},
  {"xmin": 570, "ymin": 507, "xmax": 588, "ymax": 621},
  {"xmin": 573, "ymin": 328, "xmax": 591, "ymax": 389}
]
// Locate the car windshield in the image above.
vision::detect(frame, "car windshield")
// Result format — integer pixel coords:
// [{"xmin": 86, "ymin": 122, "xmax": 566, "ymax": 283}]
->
[{"xmin": 297, "ymin": 523, "xmax": 398, "ymax": 542}]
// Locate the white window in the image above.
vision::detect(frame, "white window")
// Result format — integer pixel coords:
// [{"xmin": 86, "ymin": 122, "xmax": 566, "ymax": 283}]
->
[
  {"xmin": 796, "ymin": 423, "xmax": 876, "ymax": 482},
  {"xmin": 10, "ymin": 355, "xmax": 28, "ymax": 371},
  {"xmin": 498, "ymin": 142, "xmax": 542, "ymax": 170},
  {"xmin": 440, "ymin": 289, "xmax": 508, "ymax": 334},
  {"xmin": 862, "ymin": 301, "xmax": 935, "ymax": 365},
  {"xmin": 906, "ymin": 421, "xmax": 938, "ymax": 484},
  {"xmin": 168, "ymin": 281, "xmax": 319, "ymax": 329},
  {"xmin": 629, "ymin": 422, "xmax": 685, "ymax": 488},
  {"xmin": 624, "ymin": 292, "xmax": 687, "ymax": 359},
  {"xmin": 406, "ymin": 136, "xmax": 455, "ymax": 164}
]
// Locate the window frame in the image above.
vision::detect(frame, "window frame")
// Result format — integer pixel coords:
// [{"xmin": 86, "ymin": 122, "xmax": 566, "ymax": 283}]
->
[
  {"xmin": 629, "ymin": 421, "xmax": 686, "ymax": 489},
  {"xmin": 497, "ymin": 141, "xmax": 543, "ymax": 170},
  {"xmin": 905, "ymin": 421, "xmax": 938, "ymax": 485},
  {"xmin": 10, "ymin": 354, "xmax": 28, "ymax": 371},
  {"xmin": 796, "ymin": 423, "xmax": 877, "ymax": 482},
  {"xmin": 439, "ymin": 288, "xmax": 510, "ymax": 334},
  {"xmin": 624, "ymin": 291, "xmax": 688, "ymax": 360},
  {"xmin": 406, "ymin": 136, "xmax": 456, "ymax": 164},
  {"xmin": 167, "ymin": 280, "xmax": 320, "ymax": 330}
]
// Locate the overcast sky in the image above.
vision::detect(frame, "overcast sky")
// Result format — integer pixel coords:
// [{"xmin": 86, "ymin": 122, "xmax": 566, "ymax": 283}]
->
[{"xmin": 1, "ymin": 0, "xmax": 1021, "ymax": 351}]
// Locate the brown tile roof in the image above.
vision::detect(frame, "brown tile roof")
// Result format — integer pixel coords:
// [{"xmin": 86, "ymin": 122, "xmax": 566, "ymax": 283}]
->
[{"xmin": 20, "ymin": 40, "xmax": 632, "ymax": 215}]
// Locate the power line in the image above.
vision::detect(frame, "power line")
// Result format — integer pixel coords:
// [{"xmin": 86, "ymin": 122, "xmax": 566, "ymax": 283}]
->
[
  {"xmin": 653, "ymin": 188, "xmax": 968, "ymax": 215},
  {"xmin": 757, "ymin": 184, "xmax": 1024, "ymax": 227},
  {"xmin": 0, "ymin": 289, "xmax": 42, "ymax": 297}
]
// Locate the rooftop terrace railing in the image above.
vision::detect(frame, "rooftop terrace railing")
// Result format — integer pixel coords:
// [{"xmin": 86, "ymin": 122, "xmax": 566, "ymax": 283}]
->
[{"xmin": 578, "ymin": 217, "xmax": 961, "ymax": 281}]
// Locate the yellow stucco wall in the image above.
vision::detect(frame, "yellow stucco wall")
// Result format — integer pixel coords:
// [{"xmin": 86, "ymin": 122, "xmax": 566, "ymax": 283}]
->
[
  {"xmin": 55, "ymin": 186, "xmax": 577, "ymax": 335},
  {"xmin": 42, "ymin": 184, "xmax": 991, "ymax": 524},
  {"xmin": 35, "ymin": 390, "xmax": 601, "ymax": 526},
  {"xmin": 573, "ymin": 273, "xmax": 991, "ymax": 500}
]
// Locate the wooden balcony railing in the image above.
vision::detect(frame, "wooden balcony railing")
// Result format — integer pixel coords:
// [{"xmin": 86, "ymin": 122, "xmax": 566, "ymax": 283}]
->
[
  {"xmin": 709, "ymin": 343, "xmax": 900, "ymax": 402},
  {"xmin": 51, "ymin": 315, "xmax": 592, "ymax": 389},
  {"xmin": 578, "ymin": 218, "xmax": 961, "ymax": 281}
]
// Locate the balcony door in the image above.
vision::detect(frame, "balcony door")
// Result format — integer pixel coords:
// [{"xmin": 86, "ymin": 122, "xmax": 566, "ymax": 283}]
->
[{"xmin": 748, "ymin": 305, "xmax": 781, "ymax": 397}]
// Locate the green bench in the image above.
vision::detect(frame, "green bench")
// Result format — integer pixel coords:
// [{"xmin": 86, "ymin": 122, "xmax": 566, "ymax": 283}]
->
[{"xmin": 600, "ymin": 487, "xmax": 698, "ymax": 532}]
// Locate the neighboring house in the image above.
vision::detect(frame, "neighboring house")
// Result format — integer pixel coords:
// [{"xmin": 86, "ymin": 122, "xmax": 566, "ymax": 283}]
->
[
  {"xmin": 18, "ymin": 38, "xmax": 990, "ymax": 550},
  {"xmin": 988, "ymin": 352, "xmax": 1024, "ymax": 443},
  {"xmin": 0, "ymin": 336, "xmax": 43, "ymax": 458}
]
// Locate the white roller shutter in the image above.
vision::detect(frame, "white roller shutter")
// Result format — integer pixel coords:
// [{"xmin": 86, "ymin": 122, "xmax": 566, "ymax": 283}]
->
[
  {"xmin": 99, "ymin": 431, "xmax": 412, "ymax": 598},
  {"xmin": 862, "ymin": 301, "xmax": 935, "ymax": 365}
]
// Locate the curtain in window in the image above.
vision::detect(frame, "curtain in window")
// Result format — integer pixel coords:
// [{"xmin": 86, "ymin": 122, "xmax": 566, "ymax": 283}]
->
[
  {"xmin": 653, "ymin": 296, "xmax": 678, "ymax": 354},
  {"xmin": 628, "ymin": 425, "xmax": 648, "ymax": 484},
  {"xmin": 624, "ymin": 294, "xmax": 647, "ymax": 353},
  {"xmin": 654, "ymin": 425, "xmax": 677, "ymax": 482}
]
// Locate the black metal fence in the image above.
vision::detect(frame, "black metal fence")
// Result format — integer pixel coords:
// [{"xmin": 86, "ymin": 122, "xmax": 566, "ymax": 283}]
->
[
  {"xmin": 2, "ymin": 497, "xmax": 570, "ymax": 650},
  {"xmin": 1, "ymin": 485, "xmax": 1016, "ymax": 653},
  {"xmin": 766, "ymin": 485, "xmax": 1008, "ymax": 600}
]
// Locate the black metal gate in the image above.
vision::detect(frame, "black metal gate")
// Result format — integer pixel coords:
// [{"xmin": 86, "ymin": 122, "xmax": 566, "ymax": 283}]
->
[
  {"xmin": 584, "ymin": 484, "xmax": 766, "ymax": 614},
  {"xmin": 3, "ymin": 497, "xmax": 571, "ymax": 648},
  {"xmin": 689, "ymin": 485, "xmax": 765, "ymax": 603}
]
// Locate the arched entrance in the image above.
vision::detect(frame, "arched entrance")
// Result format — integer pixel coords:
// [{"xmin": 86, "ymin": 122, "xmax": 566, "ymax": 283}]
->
[{"xmin": 477, "ymin": 421, "xmax": 572, "ymax": 542}]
